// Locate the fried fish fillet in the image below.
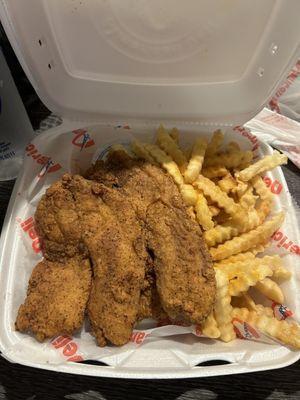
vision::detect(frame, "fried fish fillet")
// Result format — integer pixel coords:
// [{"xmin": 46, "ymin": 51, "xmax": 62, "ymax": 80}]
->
[
  {"xmin": 15, "ymin": 257, "xmax": 91, "ymax": 341},
  {"xmin": 146, "ymin": 200, "xmax": 216, "ymax": 323},
  {"xmin": 87, "ymin": 153, "xmax": 216, "ymax": 325},
  {"xmin": 64, "ymin": 175, "xmax": 145, "ymax": 346},
  {"xmin": 35, "ymin": 179, "xmax": 85, "ymax": 262}
]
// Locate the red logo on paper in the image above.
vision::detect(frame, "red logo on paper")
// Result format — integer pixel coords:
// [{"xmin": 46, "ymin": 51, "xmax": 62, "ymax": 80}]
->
[
  {"xmin": 17, "ymin": 216, "xmax": 41, "ymax": 254},
  {"xmin": 232, "ymin": 318, "xmax": 260, "ymax": 340},
  {"xmin": 271, "ymin": 230, "xmax": 300, "ymax": 256},
  {"xmin": 194, "ymin": 325, "xmax": 202, "ymax": 336},
  {"xmin": 263, "ymin": 176, "xmax": 283, "ymax": 195},
  {"xmin": 51, "ymin": 335, "xmax": 83, "ymax": 362},
  {"xmin": 272, "ymin": 302, "xmax": 293, "ymax": 321},
  {"xmin": 25, "ymin": 143, "xmax": 62, "ymax": 179},
  {"xmin": 269, "ymin": 60, "xmax": 300, "ymax": 111},
  {"xmin": 72, "ymin": 129, "xmax": 95, "ymax": 150},
  {"xmin": 130, "ymin": 331, "xmax": 148, "ymax": 344},
  {"xmin": 233, "ymin": 126, "xmax": 259, "ymax": 152}
]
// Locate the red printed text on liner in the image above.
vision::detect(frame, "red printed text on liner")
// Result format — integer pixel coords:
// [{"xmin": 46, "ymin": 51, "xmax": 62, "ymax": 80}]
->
[
  {"xmin": 233, "ymin": 126, "xmax": 259, "ymax": 152},
  {"xmin": 25, "ymin": 143, "xmax": 62, "ymax": 178},
  {"xmin": 271, "ymin": 230, "xmax": 300, "ymax": 255},
  {"xmin": 17, "ymin": 216, "xmax": 41, "ymax": 254},
  {"xmin": 51, "ymin": 335, "xmax": 83, "ymax": 362}
]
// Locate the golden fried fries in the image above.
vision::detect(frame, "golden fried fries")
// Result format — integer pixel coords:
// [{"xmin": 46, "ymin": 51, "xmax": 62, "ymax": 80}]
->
[
  {"xmin": 204, "ymin": 151, "xmax": 245, "ymax": 169},
  {"xmin": 236, "ymin": 151, "xmax": 287, "ymax": 182},
  {"xmin": 201, "ymin": 312, "xmax": 220, "ymax": 339},
  {"xmin": 255, "ymin": 278, "xmax": 284, "ymax": 304},
  {"xmin": 206, "ymin": 129, "xmax": 224, "ymax": 157},
  {"xmin": 210, "ymin": 212, "xmax": 285, "ymax": 260},
  {"xmin": 202, "ymin": 166, "xmax": 228, "ymax": 179},
  {"xmin": 144, "ymin": 143, "xmax": 184, "ymax": 186},
  {"xmin": 217, "ymin": 173, "xmax": 237, "ymax": 194},
  {"xmin": 194, "ymin": 175, "xmax": 242, "ymax": 217},
  {"xmin": 239, "ymin": 186, "xmax": 258, "ymax": 210},
  {"xmin": 204, "ymin": 224, "xmax": 239, "ymax": 247},
  {"xmin": 129, "ymin": 127, "xmax": 294, "ymax": 349},
  {"xmin": 195, "ymin": 192, "xmax": 214, "ymax": 231},
  {"xmin": 214, "ymin": 270, "xmax": 236, "ymax": 342},
  {"xmin": 208, "ymin": 205, "xmax": 220, "ymax": 217},
  {"xmin": 179, "ymin": 184, "xmax": 198, "ymax": 206},
  {"xmin": 231, "ymin": 292, "xmax": 257, "ymax": 311},
  {"xmin": 131, "ymin": 140, "xmax": 157, "ymax": 164},
  {"xmin": 184, "ymin": 138, "xmax": 207, "ymax": 183},
  {"xmin": 156, "ymin": 125, "xmax": 187, "ymax": 172},
  {"xmin": 232, "ymin": 308, "xmax": 300, "ymax": 349},
  {"xmin": 215, "ymin": 244, "xmax": 268, "ymax": 265}
]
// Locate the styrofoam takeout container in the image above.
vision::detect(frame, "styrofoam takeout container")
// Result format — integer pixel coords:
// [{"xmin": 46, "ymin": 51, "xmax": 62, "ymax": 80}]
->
[{"xmin": 0, "ymin": 0, "xmax": 300, "ymax": 378}]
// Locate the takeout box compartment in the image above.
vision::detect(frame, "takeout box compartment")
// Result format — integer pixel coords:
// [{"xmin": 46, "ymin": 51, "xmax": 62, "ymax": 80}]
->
[
  {"xmin": 0, "ymin": 1, "xmax": 300, "ymax": 378},
  {"xmin": 0, "ymin": 121, "xmax": 300, "ymax": 379}
]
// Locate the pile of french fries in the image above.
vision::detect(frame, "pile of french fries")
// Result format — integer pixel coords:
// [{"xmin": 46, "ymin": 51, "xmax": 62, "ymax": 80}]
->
[{"xmin": 126, "ymin": 125, "xmax": 300, "ymax": 349}]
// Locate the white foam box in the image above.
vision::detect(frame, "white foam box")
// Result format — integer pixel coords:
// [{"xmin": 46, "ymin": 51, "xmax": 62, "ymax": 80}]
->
[{"xmin": 0, "ymin": 0, "xmax": 300, "ymax": 378}]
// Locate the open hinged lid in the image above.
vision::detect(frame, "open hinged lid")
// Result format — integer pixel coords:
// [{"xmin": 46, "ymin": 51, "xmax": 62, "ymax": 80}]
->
[{"xmin": 1, "ymin": 0, "xmax": 300, "ymax": 125}]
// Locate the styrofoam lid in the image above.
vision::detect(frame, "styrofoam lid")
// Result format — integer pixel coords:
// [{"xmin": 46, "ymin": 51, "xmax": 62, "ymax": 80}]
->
[{"xmin": 1, "ymin": 0, "xmax": 300, "ymax": 124}]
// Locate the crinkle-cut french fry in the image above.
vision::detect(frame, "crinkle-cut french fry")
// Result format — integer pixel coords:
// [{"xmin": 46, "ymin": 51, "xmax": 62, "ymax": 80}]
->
[
  {"xmin": 272, "ymin": 264, "xmax": 292, "ymax": 281},
  {"xmin": 233, "ymin": 179, "xmax": 249, "ymax": 198},
  {"xmin": 204, "ymin": 224, "xmax": 239, "ymax": 247},
  {"xmin": 195, "ymin": 192, "xmax": 214, "ymax": 231},
  {"xmin": 251, "ymin": 175, "xmax": 273, "ymax": 202},
  {"xmin": 194, "ymin": 175, "xmax": 242, "ymax": 217},
  {"xmin": 232, "ymin": 307, "xmax": 300, "ymax": 349},
  {"xmin": 256, "ymin": 199, "xmax": 272, "ymax": 223},
  {"xmin": 169, "ymin": 127, "xmax": 179, "ymax": 144},
  {"xmin": 215, "ymin": 244, "xmax": 268, "ymax": 266},
  {"xmin": 239, "ymin": 186, "xmax": 258, "ymax": 210},
  {"xmin": 131, "ymin": 140, "xmax": 157, "ymax": 164},
  {"xmin": 235, "ymin": 150, "xmax": 288, "ymax": 182},
  {"xmin": 217, "ymin": 173, "xmax": 237, "ymax": 194},
  {"xmin": 231, "ymin": 292, "xmax": 257, "ymax": 311},
  {"xmin": 254, "ymin": 255, "xmax": 288, "ymax": 279},
  {"xmin": 217, "ymin": 258, "xmax": 273, "ymax": 280},
  {"xmin": 255, "ymin": 304, "xmax": 274, "ymax": 317},
  {"xmin": 179, "ymin": 184, "xmax": 198, "ymax": 206},
  {"xmin": 214, "ymin": 269, "xmax": 236, "ymax": 342},
  {"xmin": 239, "ymin": 208, "xmax": 261, "ymax": 231},
  {"xmin": 184, "ymin": 138, "xmax": 207, "ymax": 183},
  {"xmin": 202, "ymin": 166, "xmax": 228, "ymax": 179},
  {"xmin": 206, "ymin": 129, "xmax": 224, "ymax": 157},
  {"xmin": 204, "ymin": 151, "xmax": 245, "ymax": 169},
  {"xmin": 215, "ymin": 252, "xmax": 256, "ymax": 266},
  {"xmin": 237, "ymin": 151, "xmax": 254, "ymax": 170},
  {"xmin": 215, "ymin": 254, "xmax": 281, "ymax": 271},
  {"xmin": 228, "ymin": 264, "xmax": 273, "ymax": 296},
  {"xmin": 255, "ymin": 278, "xmax": 284, "ymax": 304},
  {"xmin": 209, "ymin": 205, "xmax": 220, "ymax": 217},
  {"xmin": 201, "ymin": 312, "xmax": 221, "ymax": 339},
  {"xmin": 144, "ymin": 143, "xmax": 184, "ymax": 186},
  {"xmin": 210, "ymin": 212, "xmax": 285, "ymax": 260},
  {"xmin": 226, "ymin": 142, "xmax": 240, "ymax": 152},
  {"xmin": 252, "ymin": 176, "xmax": 273, "ymax": 222},
  {"xmin": 156, "ymin": 124, "xmax": 187, "ymax": 172},
  {"xmin": 204, "ymin": 207, "xmax": 262, "ymax": 248}
]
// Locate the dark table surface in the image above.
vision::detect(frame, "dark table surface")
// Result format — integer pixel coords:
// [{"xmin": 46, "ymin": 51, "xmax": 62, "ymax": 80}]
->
[{"xmin": 1, "ymin": 20, "xmax": 300, "ymax": 400}]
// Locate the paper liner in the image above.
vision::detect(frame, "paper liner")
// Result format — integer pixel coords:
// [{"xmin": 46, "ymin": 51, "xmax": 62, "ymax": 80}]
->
[{"xmin": 2, "ymin": 122, "xmax": 300, "ymax": 364}]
